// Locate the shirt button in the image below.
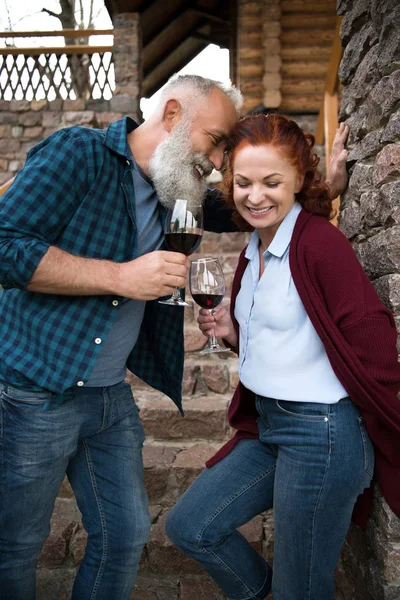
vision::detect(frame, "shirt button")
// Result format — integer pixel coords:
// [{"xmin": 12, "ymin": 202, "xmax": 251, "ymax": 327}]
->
[
  {"xmin": 126, "ymin": 159, "xmax": 130, "ymax": 165},
  {"xmin": 112, "ymin": 300, "xmax": 119, "ymax": 306},
  {"xmin": 95, "ymin": 338, "xmax": 102, "ymax": 344},
  {"xmin": 77, "ymin": 381, "xmax": 84, "ymax": 387}
]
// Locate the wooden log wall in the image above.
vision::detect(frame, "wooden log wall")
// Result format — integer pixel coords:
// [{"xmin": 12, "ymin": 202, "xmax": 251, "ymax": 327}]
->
[
  {"xmin": 237, "ymin": 0, "xmax": 264, "ymax": 113},
  {"xmin": 279, "ymin": 0, "xmax": 337, "ymax": 112},
  {"xmin": 237, "ymin": 0, "xmax": 338, "ymax": 114},
  {"xmin": 263, "ymin": 0, "xmax": 282, "ymax": 108}
]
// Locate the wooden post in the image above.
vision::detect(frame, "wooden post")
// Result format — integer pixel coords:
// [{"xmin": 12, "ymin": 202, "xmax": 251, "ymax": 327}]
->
[
  {"xmin": 314, "ymin": 16, "xmax": 343, "ymax": 226},
  {"xmin": 315, "ymin": 16, "xmax": 343, "ymax": 144},
  {"xmin": 0, "ymin": 177, "xmax": 15, "ymax": 196},
  {"xmin": 324, "ymin": 91, "xmax": 340, "ymax": 225}
]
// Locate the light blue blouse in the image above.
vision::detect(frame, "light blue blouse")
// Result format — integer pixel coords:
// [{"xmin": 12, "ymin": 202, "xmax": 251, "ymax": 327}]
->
[{"xmin": 235, "ymin": 202, "xmax": 347, "ymax": 403}]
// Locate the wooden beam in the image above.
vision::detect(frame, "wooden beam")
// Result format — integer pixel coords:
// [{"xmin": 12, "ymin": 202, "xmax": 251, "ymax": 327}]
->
[
  {"xmin": 324, "ymin": 90, "xmax": 340, "ymax": 225},
  {"xmin": 0, "ymin": 45, "xmax": 112, "ymax": 56},
  {"xmin": 141, "ymin": 0, "xmax": 187, "ymax": 45},
  {"xmin": 143, "ymin": 14, "xmax": 207, "ymax": 73},
  {"xmin": 281, "ymin": 29, "xmax": 335, "ymax": 46},
  {"xmin": 190, "ymin": 32, "xmax": 214, "ymax": 43},
  {"xmin": 324, "ymin": 91, "xmax": 339, "ymax": 174},
  {"xmin": 0, "ymin": 29, "xmax": 113, "ymax": 37},
  {"xmin": 191, "ymin": 8, "xmax": 231, "ymax": 27},
  {"xmin": 280, "ymin": 95, "xmax": 322, "ymax": 112},
  {"xmin": 281, "ymin": 46, "xmax": 331, "ymax": 60},
  {"xmin": 325, "ymin": 16, "xmax": 344, "ymax": 95},
  {"xmin": 281, "ymin": 14, "xmax": 337, "ymax": 29},
  {"xmin": 281, "ymin": 61, "xmax": 330, "ymax": 78},
  {"xmin": 281, "ymin": 79, "xmax": 325, "ymax": 96},
  {"xmin": 315, "ymin": 16, "xmax": 343, "ymax": 143},
  {"xmin": 281, "ymin": 1, "xmax": 337, "ymax": 14},
  {"xmin": 190, "ymin": 32, "xmax": 227, "ymax": 46},
  {"xmin": 229, "ymin": 0, "xmax": 238, "ymax": 85},
  {"xmin": 315, "ymin": 102, "xmax": 325, "ymax": 144},
  {"xmin": 142, "ymin": 39, "xmax": 207, "ymax": 97}
]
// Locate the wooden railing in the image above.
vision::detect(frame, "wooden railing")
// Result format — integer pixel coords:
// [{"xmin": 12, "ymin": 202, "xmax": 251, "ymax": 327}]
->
[
  {"xmin": 0, "ymin": 30, "xmax": 114, "ymax": 101},
  {"xmin": 315, "ymin": 16, "xmax": 343, "ymax": 225}
]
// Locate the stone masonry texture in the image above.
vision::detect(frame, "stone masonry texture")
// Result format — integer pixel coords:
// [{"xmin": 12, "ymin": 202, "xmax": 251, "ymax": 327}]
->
[{"xmin": 336, "ymin": 1, "xmax": 400, "ymax": 598}]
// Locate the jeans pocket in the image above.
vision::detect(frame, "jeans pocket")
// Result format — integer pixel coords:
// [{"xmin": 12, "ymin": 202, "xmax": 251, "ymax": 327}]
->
[
  {"xmin": 275, "ymin": 399, "xmax": 328, "ymax": 421},
  {"xmin": 0, "ymin": 387, "xmax": 53, "ymax": 405},
  {"xmin": 357, "ymin": 416, "xmax": 375, "ymax": 479},
  {"xmin": 255, "ymin": 396, "xmax": 272, "ymax": 435}
]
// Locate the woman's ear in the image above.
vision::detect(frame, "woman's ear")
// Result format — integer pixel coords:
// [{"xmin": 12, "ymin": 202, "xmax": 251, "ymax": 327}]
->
[
  {"xmin": 295, "ymin": 174, "xmax": 304, "ymax": 193},
  {"xmin": 161, "ymin": 99, "xmax": 182, "ymax": 133}
]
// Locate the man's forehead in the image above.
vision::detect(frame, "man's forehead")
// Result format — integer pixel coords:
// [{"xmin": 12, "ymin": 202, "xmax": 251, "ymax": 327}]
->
[
  {"xmin": 198, "ymin": 113, "xmax": 236, "ymax": 136},
  {"xmin": 209, "ymin": 128, "xmax": 230, "ymax": 138}
]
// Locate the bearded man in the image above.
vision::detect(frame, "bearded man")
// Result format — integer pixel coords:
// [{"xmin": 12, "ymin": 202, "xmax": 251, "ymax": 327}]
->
[
  {"xmin": 0, "ymin": 74, "xmax": 348, "ymax": 600},
  {"xmin": 0, "ymin": 74, "xmax": 241, "ymax": 600}
]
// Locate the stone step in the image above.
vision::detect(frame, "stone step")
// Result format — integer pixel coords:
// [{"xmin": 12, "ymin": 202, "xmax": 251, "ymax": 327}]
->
[
  {"xmin": 58, "ymin": 440, "xmax": 226, "ymax": 508},
  {"xmin": 37, "ymin": 497, "xmax": 273, "ymax": 599},
  {"xmin": 139, "ymin": 508, "xmax": 271, "ymax": 577},
  {"xmin": 133, "ymin": 355, "xmax": 238, "ymax": 399},
  {"xmin": 143, "ymin": 441, "xmax": 225, "ymax": 506},
  {"xmin": 130, "ymin": 573, "xmax": 226, "ymax": 600},
  {"xmin": 138, "ymin": 392, "xmax": 232, "ymax": 442}
]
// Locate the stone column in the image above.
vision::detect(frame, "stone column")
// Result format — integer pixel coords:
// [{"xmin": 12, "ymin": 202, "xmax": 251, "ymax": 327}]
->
[
  {"xmin": 112, "ymin": 13, "xmax": 142, "ymax": 120},
  {"xmin": 336, "ymin": 0, "xmax": 400, "ymax": 598}
]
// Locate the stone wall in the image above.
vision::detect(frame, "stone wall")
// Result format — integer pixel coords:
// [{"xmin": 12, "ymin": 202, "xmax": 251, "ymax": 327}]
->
[
  {"xmin": 336, "ymin": 1, "xmax": 400, "ymax": 598},
  {"xmin": 0, "ymin": 13, "xmax": 141, "ymax": 186}
]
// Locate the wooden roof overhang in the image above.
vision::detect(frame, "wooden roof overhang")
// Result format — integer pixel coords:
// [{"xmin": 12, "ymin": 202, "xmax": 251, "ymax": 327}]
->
[{"xmin": 105, "ymin": 0, "xmax": 234, "ymax": 97}]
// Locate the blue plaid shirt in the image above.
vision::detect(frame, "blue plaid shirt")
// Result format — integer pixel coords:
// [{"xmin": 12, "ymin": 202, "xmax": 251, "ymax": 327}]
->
[{"xmin": 0, "ymin": 117, "xmax": 235, "ymax": 412}]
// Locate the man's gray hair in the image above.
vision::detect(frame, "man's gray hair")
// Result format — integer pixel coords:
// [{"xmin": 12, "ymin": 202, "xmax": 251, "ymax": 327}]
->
[{"xmin": 159, "ymin": 74, "xmax": 243, "ymax": 116}]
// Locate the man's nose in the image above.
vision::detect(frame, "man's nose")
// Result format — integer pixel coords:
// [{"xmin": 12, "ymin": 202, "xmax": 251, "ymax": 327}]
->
[{"xmin": 209, "ymin": 148, "xmax": 225, "ymax": 171}]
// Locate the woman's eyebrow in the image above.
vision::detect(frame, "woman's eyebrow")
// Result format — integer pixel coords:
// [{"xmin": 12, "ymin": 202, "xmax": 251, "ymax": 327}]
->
[{"xmin": 234, "ymin": 172, "xmax": 282, "ymax": 179}]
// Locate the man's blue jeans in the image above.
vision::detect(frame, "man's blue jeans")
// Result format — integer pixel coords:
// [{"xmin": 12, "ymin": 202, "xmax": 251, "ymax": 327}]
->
[
  {"xmin": 0, "ymin": 381, "xmax": 151, "ymax": 600},
  {"xmin": 166, "ymin": 396, "xmax": 374, "ymax": 600}
]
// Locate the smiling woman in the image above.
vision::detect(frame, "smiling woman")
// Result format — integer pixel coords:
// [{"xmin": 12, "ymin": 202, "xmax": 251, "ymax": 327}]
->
[
  {"xmin": 166, "ymin": 111, "xmax": 400, "ymax": 600},
  {"xmin": 222, "ymin": 113, "xmax": 332, "ymax": 237},
  {"xmin": 232, "ymin": 144, "xmax": 303, "ymax": 250}
]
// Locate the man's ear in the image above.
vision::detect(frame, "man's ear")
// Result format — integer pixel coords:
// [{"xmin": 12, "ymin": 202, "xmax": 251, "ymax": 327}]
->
[{"xmin": 162, "ymin": 99, "xmax": 182, "ymax": 132}]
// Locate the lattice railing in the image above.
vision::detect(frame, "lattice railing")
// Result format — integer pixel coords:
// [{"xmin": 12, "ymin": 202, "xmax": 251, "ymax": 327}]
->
[{"xmin": 0, "ymin": 30, "xmax": 115, "ymax": 101}]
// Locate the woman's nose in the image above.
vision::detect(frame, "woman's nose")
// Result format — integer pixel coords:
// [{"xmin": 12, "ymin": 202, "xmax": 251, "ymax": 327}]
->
[{"xmin": 248, "ymin": 188, "xmax": 264, "ymax": 205}]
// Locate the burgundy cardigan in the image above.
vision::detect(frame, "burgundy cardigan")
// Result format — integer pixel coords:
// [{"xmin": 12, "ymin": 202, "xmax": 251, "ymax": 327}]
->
[{"xmin": 206, "ymin": 209, "xmax": 400, "ymax": 526}]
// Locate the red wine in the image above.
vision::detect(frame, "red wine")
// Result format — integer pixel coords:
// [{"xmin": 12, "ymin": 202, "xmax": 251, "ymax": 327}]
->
[
  {"xmin": 192, "ymin": 294, "xmax": 223, "ymax": 310},
  {"xmin": 165, "ymin": 232, "xmax": 202, "ymax": 255}
]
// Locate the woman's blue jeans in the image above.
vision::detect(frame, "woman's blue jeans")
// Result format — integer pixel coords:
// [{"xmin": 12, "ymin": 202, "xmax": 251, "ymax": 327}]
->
[
  {"xmin": 166, "ymin": 396, "xmax": 374, "ymax": 600},
  {"xmin": 0, "ymin": 381, "xmax": 151, "ymax": 600}
]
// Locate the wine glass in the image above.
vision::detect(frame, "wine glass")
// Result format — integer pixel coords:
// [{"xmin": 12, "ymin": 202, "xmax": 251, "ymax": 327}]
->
[
  {"xmin": 190, "ymin": 257, "xmax": 230, "ymax": 354},
  {"xmin": 159, "ymin": 199, "xmax": 204, "ymax": 307}
]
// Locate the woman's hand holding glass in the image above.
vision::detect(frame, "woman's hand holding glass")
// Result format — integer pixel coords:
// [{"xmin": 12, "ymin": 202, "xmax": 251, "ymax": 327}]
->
[{"xmin": 197, "ymin": 305, "xmax": 238, "ymax": 351}]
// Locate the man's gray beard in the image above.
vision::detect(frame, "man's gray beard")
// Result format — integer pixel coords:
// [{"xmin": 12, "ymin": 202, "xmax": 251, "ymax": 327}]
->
[{"xmin": 148, "ymin": 119, "xmax": 211, "ymax": 210}]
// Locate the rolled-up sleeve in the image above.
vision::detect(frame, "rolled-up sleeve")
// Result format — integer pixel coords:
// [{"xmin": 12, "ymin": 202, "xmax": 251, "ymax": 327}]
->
[{"xmin": 0, "ymin": 128, "xmax": 88, "ymax": 289}]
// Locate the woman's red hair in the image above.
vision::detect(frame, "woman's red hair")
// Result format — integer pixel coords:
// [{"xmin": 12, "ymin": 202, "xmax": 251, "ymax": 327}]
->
[{"xmin": 222, "ymin": 113, "xmax": 333, "ymax": 231}]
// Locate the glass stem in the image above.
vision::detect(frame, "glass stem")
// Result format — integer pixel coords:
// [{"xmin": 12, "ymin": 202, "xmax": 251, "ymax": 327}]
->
[
  {"xmin": 209, "ymin": 309, "xmax": 218, "ymax": 348},
  {"xmin": 171, "ymin": 287, "xmax": 181, "ymax": 302}
]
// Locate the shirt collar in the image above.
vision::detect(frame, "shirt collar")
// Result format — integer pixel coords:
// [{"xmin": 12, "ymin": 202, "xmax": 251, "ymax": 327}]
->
[
  {"xmin": 245, "ymin": 202, "xmax": 302, "ymax": 260},
  {"xmin": 104, "ymin": 116, "xmax": 139, "ymax": 159}
]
